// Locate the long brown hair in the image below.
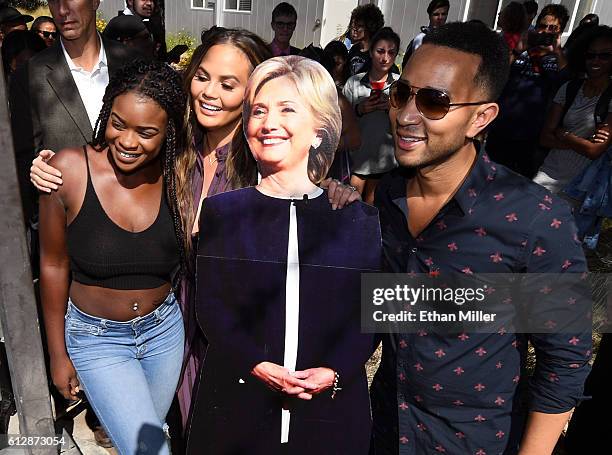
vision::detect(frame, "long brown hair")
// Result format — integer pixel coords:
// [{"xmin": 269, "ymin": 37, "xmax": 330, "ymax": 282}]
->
[{"xmin": 175, "ymin": 27, "xmax": 271, "ymax": 277}]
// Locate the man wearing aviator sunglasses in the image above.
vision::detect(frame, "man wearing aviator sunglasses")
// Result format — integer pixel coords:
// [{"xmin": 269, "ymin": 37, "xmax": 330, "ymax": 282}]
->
[{"xmin": 370, "ymin": 22, "xmax": 591, "ymax": 455}]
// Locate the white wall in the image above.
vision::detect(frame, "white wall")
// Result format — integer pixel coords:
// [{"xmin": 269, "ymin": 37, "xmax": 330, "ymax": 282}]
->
[
  {"xmin": 379, "ymin": 0, "xmax": 469, "ymax": 56},
  {"xmin": 98, "ymin": 0, "xmax": 126, "ymax": 22}
]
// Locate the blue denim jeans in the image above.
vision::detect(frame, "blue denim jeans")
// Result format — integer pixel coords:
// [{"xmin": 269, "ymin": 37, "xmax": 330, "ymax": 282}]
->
[{"xmin": 65, "ymin": 293, "xmax": 184, "ymax": 455}]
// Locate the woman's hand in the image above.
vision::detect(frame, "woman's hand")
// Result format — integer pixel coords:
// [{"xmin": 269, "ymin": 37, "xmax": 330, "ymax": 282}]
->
[
  {"xmin": 321, "ymin": 178, "xmax": 361, "ymax": 210},
  {"xmin": 50, "ymin": 354, "xmax": 80, "ymax": 400},
  {"xmin": 252, "ymin": 362, "xmax": 317, "ymax": 396},
  {"xmin": 591, "ymin": 124, "xmax": 610, "ymax": 144},
  {"xmin": 291, "ymin": 367, "xmax": 336, "ymax": 400},
  {"xmin": 357, "ymin": 93, "xmax": 383, "ymax": 116},
  {"xmin": 31, "ymin": 149, "xmax": 62, "ymax": 193}
]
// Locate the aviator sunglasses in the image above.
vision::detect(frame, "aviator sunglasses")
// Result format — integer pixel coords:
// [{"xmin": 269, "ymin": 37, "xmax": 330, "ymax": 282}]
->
[{"xmin": 389, "ymin": 79, "xmax": 490, "ymax": 120}]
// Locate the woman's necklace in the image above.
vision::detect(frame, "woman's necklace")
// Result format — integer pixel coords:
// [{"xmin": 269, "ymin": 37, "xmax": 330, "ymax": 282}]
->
[{"xmin": 204, "ymin": 135, "xmax": 217, "ymax": 165}]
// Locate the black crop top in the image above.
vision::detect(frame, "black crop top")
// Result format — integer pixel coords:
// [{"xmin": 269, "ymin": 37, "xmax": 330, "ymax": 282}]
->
[{"xmin": 66, "ymin": 148, "xmax": 180, "ymax": 290}]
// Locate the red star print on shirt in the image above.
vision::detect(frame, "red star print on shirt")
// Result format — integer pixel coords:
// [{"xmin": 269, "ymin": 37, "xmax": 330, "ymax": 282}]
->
[
  {"xmin": 505, "ymin": 213, "xmax": 518, "ymax": 222},
  {"xmin": 475, "ymin": 347, "xmax": 487, "ymax": 356},
  {"xmin": 475, "ymin": 227, "xmax": 487, "ymax": 236},
  {"xmin": 490, "ymin": 252, "xmax": 503, "ymax": 263}
]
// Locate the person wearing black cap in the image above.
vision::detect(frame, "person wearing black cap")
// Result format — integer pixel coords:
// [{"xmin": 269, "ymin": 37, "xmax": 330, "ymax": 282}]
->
[
  {"xmin": 119, "ymin": 0, "xmax": 165, "ymax": 60},
  {"xmin": 0, "ymin": 6, "xmax": 33, "ymax": 46},
  {"xmin": 103, "ymin": 14, "xmax": 157, "ymax": 58}
]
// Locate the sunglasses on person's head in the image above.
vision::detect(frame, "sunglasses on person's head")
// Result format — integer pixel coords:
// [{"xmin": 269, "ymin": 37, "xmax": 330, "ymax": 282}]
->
[
  {"xmin": 389, "ymin": 79, "xmax": 490, "ymax": 120},
  {"xmin": 37, "ymin": 30, "xmax": 57, "ymax": 39},
  {"xmin": 586, "ymin": 51, "xmax": 612, "ymax": 61}
]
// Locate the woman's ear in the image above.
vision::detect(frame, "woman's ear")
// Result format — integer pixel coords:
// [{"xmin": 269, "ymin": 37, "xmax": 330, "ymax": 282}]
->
[{"xmin": 311, "ymin": 134, "xmax": 323, "ymax": 150}]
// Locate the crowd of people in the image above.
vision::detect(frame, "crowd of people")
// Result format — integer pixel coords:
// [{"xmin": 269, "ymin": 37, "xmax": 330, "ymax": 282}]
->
[{"xmin": 1, "ymin": 0, "xmax": 611, "ymax": 454}]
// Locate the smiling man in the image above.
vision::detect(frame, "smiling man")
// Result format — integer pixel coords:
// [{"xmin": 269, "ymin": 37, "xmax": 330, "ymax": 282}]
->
[
  {"xmin": 370, "ymin": 22, "xmax": 591, "ymax": 455},
  {"xmin": 123, "ymin": 0, "xmax": 154, "ymax": 18}
]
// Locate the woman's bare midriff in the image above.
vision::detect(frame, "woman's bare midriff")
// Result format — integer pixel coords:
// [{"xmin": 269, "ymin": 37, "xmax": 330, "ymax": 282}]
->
[{"xmin": 69, "ymin": 282, "xmax": 173, "ymax": 321}]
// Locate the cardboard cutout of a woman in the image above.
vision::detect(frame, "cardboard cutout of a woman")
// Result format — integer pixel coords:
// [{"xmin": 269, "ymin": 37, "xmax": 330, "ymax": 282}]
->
[{"xmin": 186, "ymin": 56, "xmax": 382, "ymax": 454}]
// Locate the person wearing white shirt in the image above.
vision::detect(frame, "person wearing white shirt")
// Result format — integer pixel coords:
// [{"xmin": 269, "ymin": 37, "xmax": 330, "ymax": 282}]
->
[{"xmin": 60, "ymin": 34, "xmax": 108, "ymax": 129}]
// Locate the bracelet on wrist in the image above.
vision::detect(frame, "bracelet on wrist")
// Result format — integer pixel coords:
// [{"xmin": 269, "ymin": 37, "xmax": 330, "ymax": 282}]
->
[{"xmin": 331, "ymin": 370, "xmax": 342, "ymax": 399}]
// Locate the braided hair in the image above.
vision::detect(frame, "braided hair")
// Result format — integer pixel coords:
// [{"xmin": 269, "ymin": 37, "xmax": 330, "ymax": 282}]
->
[{"xmin": 91, "ymin": 60, "xmax": 190, "ymax": 285}]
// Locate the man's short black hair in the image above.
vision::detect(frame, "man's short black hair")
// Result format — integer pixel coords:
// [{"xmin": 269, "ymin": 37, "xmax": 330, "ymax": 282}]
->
[
  {"xmin": 272, "ymin": 2, "xmax": 297, "ymax": 22},
  {"xmin": 522, "ymin": 1, "xmax": 538, "ymax": 17},
  {"xmin": 422, "ymin": 22, "xmax": 510, "ymax": 101},
  {"xmin": 350, "ymin": 4, "xmax": 384, "ymax": 39},
  {"xmin": 369, "ymin": 27, "xmax": 400, "ymax": 54},
  {"xmin": 537, "ymin": 4, "xmax": 570, "ymax": 32},
  {"xmin": 427, "ymin": 0, "xmax": 450, "ymax": 16}
]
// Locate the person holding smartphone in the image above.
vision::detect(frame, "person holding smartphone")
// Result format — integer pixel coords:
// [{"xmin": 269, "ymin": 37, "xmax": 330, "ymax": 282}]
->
[
  {"xmin": 485, "ymin": 4, "xmax": 570, "ymax": 179},
  {"xmin": 343, "ymin": 27, "xmax": 400, "ymax": 203}
]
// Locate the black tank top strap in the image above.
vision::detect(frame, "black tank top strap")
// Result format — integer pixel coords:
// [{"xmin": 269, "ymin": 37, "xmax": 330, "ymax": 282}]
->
[
  {"xmin": 82, "ymin": 145, "xmax": 89, "ymax": 171},
  {"xmin": 80, "ymin": 145, "xmax": 96, "ymax": 209}
]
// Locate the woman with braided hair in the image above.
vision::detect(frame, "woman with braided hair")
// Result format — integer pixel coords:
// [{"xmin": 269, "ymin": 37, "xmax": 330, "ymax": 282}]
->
[{"xmin": 38, "ymin": 60, "xmax": 187, "ymax": 455}]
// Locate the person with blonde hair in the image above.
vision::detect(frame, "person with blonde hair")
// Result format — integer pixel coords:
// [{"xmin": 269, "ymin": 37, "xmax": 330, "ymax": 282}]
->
[{"xmin": 186, "ymin": 55, "xmax": 381, "ymax": 454}]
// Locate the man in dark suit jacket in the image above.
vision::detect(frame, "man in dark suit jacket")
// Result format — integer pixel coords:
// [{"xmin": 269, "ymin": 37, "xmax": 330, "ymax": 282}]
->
[{"xmin": 7, "ymin": 0, "xmax": 139, "ymax": 447}]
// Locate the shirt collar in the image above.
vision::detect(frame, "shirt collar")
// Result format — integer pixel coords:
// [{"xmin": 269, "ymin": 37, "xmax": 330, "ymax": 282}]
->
[
  {"xmin": 270, "ymin": 40, "xmax": 290, "ymax": 56},
  {"xmin": 359, "ymin": 71, "xmax": 396, "ymax": 88},
  {"xmin": 387, "ymin": 141, "xmax": 497, "ymax": 216},
  {"xmin": 61, "ymin": 33, "xmax": 107, "ymax": 73},
  {"xmin": 123, "ymin": 7, "xmax": 134, "ymax": 15}
]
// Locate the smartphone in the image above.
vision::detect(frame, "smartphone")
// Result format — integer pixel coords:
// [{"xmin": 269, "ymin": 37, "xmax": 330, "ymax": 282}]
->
[
  {"xmin": 371, "ymin": 89, "xmax": 383, "ymax": 99},
  {"xmin": 528, "ymin": 31, "xmax": 554, "ymax": 48}
]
